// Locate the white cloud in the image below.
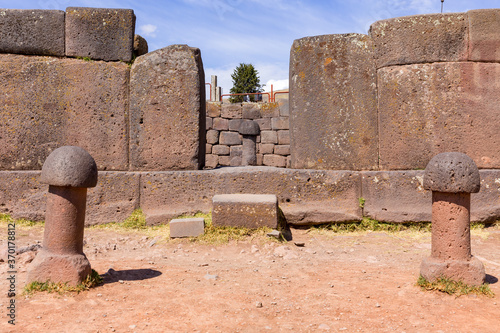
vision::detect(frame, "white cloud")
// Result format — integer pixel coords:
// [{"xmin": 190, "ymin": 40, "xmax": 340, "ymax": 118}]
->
[
  {"xmin": 139, "ymin": 24, "xmax": 157, "ymax": 37},
  {"xmin": 265, "ymin": 79, "xmax": 289, "ymax": 92}
]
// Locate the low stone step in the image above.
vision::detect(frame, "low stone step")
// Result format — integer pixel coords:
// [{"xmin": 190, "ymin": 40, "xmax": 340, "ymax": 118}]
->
[
  {"xmin": 170, "ymin": 218, "xmax": 205, "ymax": 238},
  {"xmin": 212, "ymin": 194, "xmax": 278, "ymax": 229}
]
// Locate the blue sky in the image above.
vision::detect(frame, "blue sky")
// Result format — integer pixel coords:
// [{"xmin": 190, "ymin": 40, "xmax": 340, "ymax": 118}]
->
[{"xmin": 2, "ymin": 0, "xmax": 500, "ymax": 95}]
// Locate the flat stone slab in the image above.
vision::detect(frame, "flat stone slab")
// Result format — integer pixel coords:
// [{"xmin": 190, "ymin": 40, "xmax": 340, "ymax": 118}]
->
[
  {"xmin": 65, "ymin": 7, "xmax": 135, "ymax": 61},
  {"xmin": 170, "ymin": 218, "xmax": 205, "ymax": 238},
  {"xmin": 212, "ymin": 194, "xmax": 278, "ymax": 229},
  {"xmin": 369, "ymin": 13, "xmax": 468, "ymax": 68},
  {"xmin": 289, "ymin": 33, "xmax": 378, "ymax": 170},
  {"xmin": 0, "ymin": 9, "xmax": 65, "ymax": 56}
]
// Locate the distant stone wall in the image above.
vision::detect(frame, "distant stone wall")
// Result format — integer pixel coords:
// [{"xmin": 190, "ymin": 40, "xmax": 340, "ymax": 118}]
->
[
  {"xmin": 205, "ymin": 100, "xmax": 290, "ymax": 168},
  {"xmin": 290, "ymin": 9, "xmax": 500, "ymax": 171}
]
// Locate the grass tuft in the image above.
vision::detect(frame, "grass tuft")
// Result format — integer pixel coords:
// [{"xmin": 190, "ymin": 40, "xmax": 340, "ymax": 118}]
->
[
  {"xmin": 0, "ymin": 213, "xmax": 44, "ymax": 227},
  {"xmin": 308, "ymin": 217, "xmax": 431, "ymax": 235},
  {"xmin": 417, "ymin": 275, "xmax": 494, "ymax": 297},
  {"xmin": 24, "ymin": 269, "xmax": 103, "ymax": 295}
]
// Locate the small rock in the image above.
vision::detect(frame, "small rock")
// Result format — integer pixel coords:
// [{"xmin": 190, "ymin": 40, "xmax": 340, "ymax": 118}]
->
[
  {"xmin": 251, "ymin": 245, "xmax": 259, "ymax": 254},
  {"xmin": 305, "ymin": 249, "xmax": 316, "ymax": 254},
  {"xmin": 294, "ymin": 242, "xmax": 305, "ymax": 247},
  {"xmin": 129, "ymin": 325, "xmax": 137, "ymax": 329},
  {"xmin": 375, "ymin": 303, "xmax": 381, "ymax": 308},
  {"xmin": 256, "ymin": 301, "xmax": 263, "ymax": 308},
  {"xmin": 198, "ymin": 263, "xmax": 209, "ymax": 267},
  {"xmin": 267, "ymin": 230, "xmax": 281, "ymax": 239},
  {"xmin": 119, "ymin": 280, "xmax": 124, "ymax": 284},
  {"xmin": 204, "ymin": 274, "xmax": 219, "ymax": 281},
  {"xmin": 318, "ymin": 323, "xmax": 330, "ymax": 330},
  {"xmin": 283, "ymin": 252, "xmax": 298, "ymax": 260},
  {"xmin": 97, "ymin": 293, "xmax": 103, "ymax": 297}
]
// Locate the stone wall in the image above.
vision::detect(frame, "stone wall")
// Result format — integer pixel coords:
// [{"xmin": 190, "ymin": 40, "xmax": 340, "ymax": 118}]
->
[
  {"xmin": 205, "ymin": 100, "xmax": 290, "ymax": 168},
  {"xmin": 290, "ymin": 9, "xmax": 500, "ymax": 171}
]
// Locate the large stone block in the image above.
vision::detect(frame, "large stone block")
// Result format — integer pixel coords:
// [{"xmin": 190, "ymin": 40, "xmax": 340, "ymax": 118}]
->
[
  {"xmin": 0, "ymin": 171, "xmax": 46, "ymax": 221},
  {"xmin": 65, "ymin": 7, "xmax": 135, "ymax": 61},
  {"xmin": 170, "ymin": 218, "xmax": 205, "ymax": 238},
  {"xmin": 212, "ymin": 194, "xmax": 278, "ymax": 229},
  {"xmin": 0, "ymin": 9, "xmax": 65, "ymax": 56},
  {"xmin": 140, "ymin": 167, "xmax": 362, "ymax": 226},
  {"xmin": 85, "ymin": 172, "xmax": 140, "ymax": 226},
  {"xmin": 130, "ymin": 45, "xmax": 206, "ymax": 170},
  {"xmin": 361, "ymin": 170, "xmax": 500, "ymax": 223},
  {"xmin": 289, "ymin": 34, "xmax": 378, "ymax": 170},
  {"xmin": 378, "ymin": 62, "xmax": 500, "ymax": 170},
  {"xmin": 0, "ymin": 171, "xmax": 140, "ymax": 225},
  {"xmin": 362, "ymin": 171, "xmax": 431, "ymax": 223},
  {"xmin": 0, "ymin": 54, "xmax": 129, "ymax": 171},
  {"xmin": 468, "ymin": 9, "xmax": 500, "ymax": 62},
  {"xmin": 369, "ymin": 13, "xmax": 468, "ymax": 68}
]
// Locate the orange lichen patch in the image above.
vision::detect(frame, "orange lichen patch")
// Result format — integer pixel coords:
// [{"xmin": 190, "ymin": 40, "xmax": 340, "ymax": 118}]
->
[{"xmin": 324, "ymin": 57, "xmax": 333, "ymax": 66}]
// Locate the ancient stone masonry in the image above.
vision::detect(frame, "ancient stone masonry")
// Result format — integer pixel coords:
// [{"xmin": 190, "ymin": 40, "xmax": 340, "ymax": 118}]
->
[{"xmin": 205, "ymin": 101, "xmax": 290, "ymax": 168}]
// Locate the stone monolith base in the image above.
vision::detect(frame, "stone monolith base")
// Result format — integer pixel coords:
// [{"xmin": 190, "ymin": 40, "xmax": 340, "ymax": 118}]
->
[
  {"xmin": 26, "ymin": 250, "xmax": 91, "ymax": 286},
  {"xmin": 420, "ymin": 256, "xmax": 485, "ymax": 286}
]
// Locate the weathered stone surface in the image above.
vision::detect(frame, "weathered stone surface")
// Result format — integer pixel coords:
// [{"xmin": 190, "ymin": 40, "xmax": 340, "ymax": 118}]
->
[
  {"xmin": 85, "ymin": 172, "xmax": 140, "ymax": 226},
  {"xmin": 274, "ymin": 145, "xmax": 290, "ymax": 156},
  {"xmin": 278, "ymin": 130, "xmax": 290, "ymax": 145},
  {"xmin": 219, "ymin": 132, "xmax": 241, "ymax": 146},
  {"xmin": 41, "ymin": 146, "xmax": 98, "ymax": 188},
  {"xmin": 230, "ymin": 146, "xmax": 243, "ymax": 158},
  {"xmin": 263, "ymin": 155, "xmax": 287, "ymax": 168},
  {"xmin": 65, "ymin": 7, "xmax": 135, "ymax": 61},
  {"xmin": 218, "ymin": 156, "xmax": 231, "ymax": 166},
  {"xmin": 133, "ymin": 34, "xmax": 148, "ymax": 57},
  {"xmin": 130, "ymin": 45, "xmax": 206, "ymax": 170},
  {"xmin": 140, "ymin": 168, "xmax": 362, "ymax": 226},
  {"xmin": 369, "ymin": 13, "xmax": 468, "ymax": 68},
  {"xmin": 468, "ymin": 9, "xmax": 500, "ymax": 62},
  {"xmin": 206, "ymin": 130, "xmax": 219, "ymax": 145},
  {"xmin": 170, "ymin": 218, "xmax": 205, "ymax": 238},
  {"xmin": 278, "ymin": 99, "xmax": 289, "ymax": 117},
  {"xmin": 213, "ymin": 118, "xmax": 229, "ymax": 130},
  {"xmin": 472, "ymin": 170, "xmax": 500, "ymax": 223},
  {"xmin": 221, "ymin": 104, "xmax": 242, "ymax": 118},
  {"xmin": 260, "ymin": 103, "xmax": 280, "ymax": 118},
  {"xmin": 0, "ymin": 54, "xmax": 129, "ymax": 171},
  {"xmin": 212, "ymin": 145, "xmax": 230, "ymax": 155},
  {"xmin": 228, "ymin": 119, "xmax": 243, "ymax": 131},
  {"xmin": 207, "ymin": 102, "xmax": 221, "ymax": 117},
  {"xmin": 206, "ymin": 144, "xmax": 212, "ymax": 154},
  {"xmin": 0, "ymin": 171, "xmax": 46, "ymax": 221},
  {"xmin": 290, "ymin": 34, "xmax": 378, "ymax": 170},
  {"xmin": 378, "ymin": 62, "xmax": 500, "ymax": 169},
  {"xmin": 205, "ymin": 154, "xmax": 218, "ymax": 169},
  {"xmin": 362, "ymin": 171, "xmax": 431, "ymax": 223},
  {"xmin": 261, "ymin": 131, "xmax": 278, "ymax": 144},
  {"xmin": 424, "ymin": 153, "xmax": 480, "ymax": 193},
  {"xmin": 0, "ymin": 9, "xmax": 65, "ymax": 56},
  {"xmin": 271, "ymin": 117, "xmax": 289, "ymax": 130},
  {"xmin": 259, "ymin": 144, "xmax": 275, "ymax": 155},
  {"xmin": 420, "ymin": 256, "xmax": 485, "ymax": 286},
  {"xmin": 212, "ymin": 194, "xmax": 278, "ymax": 229},
  {"xmin": 255, "ymin": 118, "xmax": 271, "ymax": 131},
  {"xmin": 242, "ymin": 104, "xmax": 261, "ymax": 119},
  {"xmin": 239, "ymin": 120, "xmax": 260, "ymax": 135},
  {"xmin": 27, "ymin": 251, "xmax": 91, "ymax": 286},
  {"xmin": 206, "ymin": 117, "xmax": 213, "ymax": 130}
]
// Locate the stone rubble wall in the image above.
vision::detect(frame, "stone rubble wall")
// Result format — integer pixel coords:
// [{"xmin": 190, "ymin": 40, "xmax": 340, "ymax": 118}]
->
[
  {"xmin": 205, "ymin": 100, "xmax": 290, "ymax": 168},
  {"xmin": 290, "ymin": 9, "xmax": 500, "ymax": 171}
]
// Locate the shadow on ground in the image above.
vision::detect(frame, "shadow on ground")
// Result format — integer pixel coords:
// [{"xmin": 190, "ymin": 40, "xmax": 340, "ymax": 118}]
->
[{"xmin": 101, "ymin": 268, "xmax": 162, "ymax": 284}]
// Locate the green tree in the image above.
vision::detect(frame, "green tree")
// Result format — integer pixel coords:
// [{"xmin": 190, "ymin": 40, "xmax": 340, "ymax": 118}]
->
[{"xmin": 229, "ymin": 63, "xmax": 264, "ymax": 103}]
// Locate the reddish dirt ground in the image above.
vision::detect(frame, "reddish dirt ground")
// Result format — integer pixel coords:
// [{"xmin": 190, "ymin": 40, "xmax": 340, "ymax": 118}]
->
[{"xmin": 1, "ymin": 224, "xmax": 500, "ymax": 332}]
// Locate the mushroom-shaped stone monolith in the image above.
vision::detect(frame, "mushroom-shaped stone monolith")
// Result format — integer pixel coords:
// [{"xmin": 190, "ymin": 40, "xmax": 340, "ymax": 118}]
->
[
  {"xmin": 27, "ymin": 146, "xmax": 98, "ymax": 286},
  {"xmin": 239, "ymin": 120, "xmax": 260, "ymax": 166},
  {"xmin": 420, "ymin": 152, "xmax": 485, "ymax": 285}
]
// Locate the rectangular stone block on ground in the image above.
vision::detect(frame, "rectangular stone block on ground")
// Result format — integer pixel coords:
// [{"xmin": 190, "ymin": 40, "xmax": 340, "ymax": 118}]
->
[
  {"xmin": 0, "ymin": 55, "xmax": 129, "ymax": 171},
  {"xmin": 378, "ymin": 62, "xmax": 500, "ymax": 169},
  {"xmin": 65, "ymin": 7, "xmax": 135, "ymax": 61},
  {"xmin": 361, "ymin": 171, "xmax": 431, "ymax": 223},
  {"xmin": 369, "ymin": 13, "xmax": 468, "ymax": 68},
  {"xmin": 140, "ymin": 167, "xmax": 362, "ymax": 226},
  {"xmin": 170, "ymin": 218, "xmax": 205, "ymax": 238},
  {"xmin": 290, "ymin": 34, "xmax": 378, "ymax": 170},
  {"xmin": 468, "ymin": 9, "xmax": 500, "ymax": 62},
  {"xmin": 0, "ymin": 9, "xmax": 65, "ymax": 56},
  {"xmin": 85, "ymin": 172, "xmax": 140, "ymax": 226},
  {"xmin": 130, "ymin": 45, "xmax": 206, "ymax": 170},
  {"xmin": 212, "ymin": 194, "xmax": 278, "ymax": 229}
]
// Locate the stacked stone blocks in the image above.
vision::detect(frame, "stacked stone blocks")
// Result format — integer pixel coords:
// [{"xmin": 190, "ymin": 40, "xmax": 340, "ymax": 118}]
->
[{"xmin": 205, "ymin": 100, "xmax": 290, "ymax": 168}]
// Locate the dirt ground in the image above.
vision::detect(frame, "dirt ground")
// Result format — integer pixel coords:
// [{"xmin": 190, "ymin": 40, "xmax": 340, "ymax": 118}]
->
[{"xmin": 1, "ymin": 223, "xmax": 500, "ymax": 333}]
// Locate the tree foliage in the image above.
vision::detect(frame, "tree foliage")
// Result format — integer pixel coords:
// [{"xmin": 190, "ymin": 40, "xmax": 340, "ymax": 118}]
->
[{"xmin": 229, "ymin": 63, "xmax": 263, "ymax": 103}]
